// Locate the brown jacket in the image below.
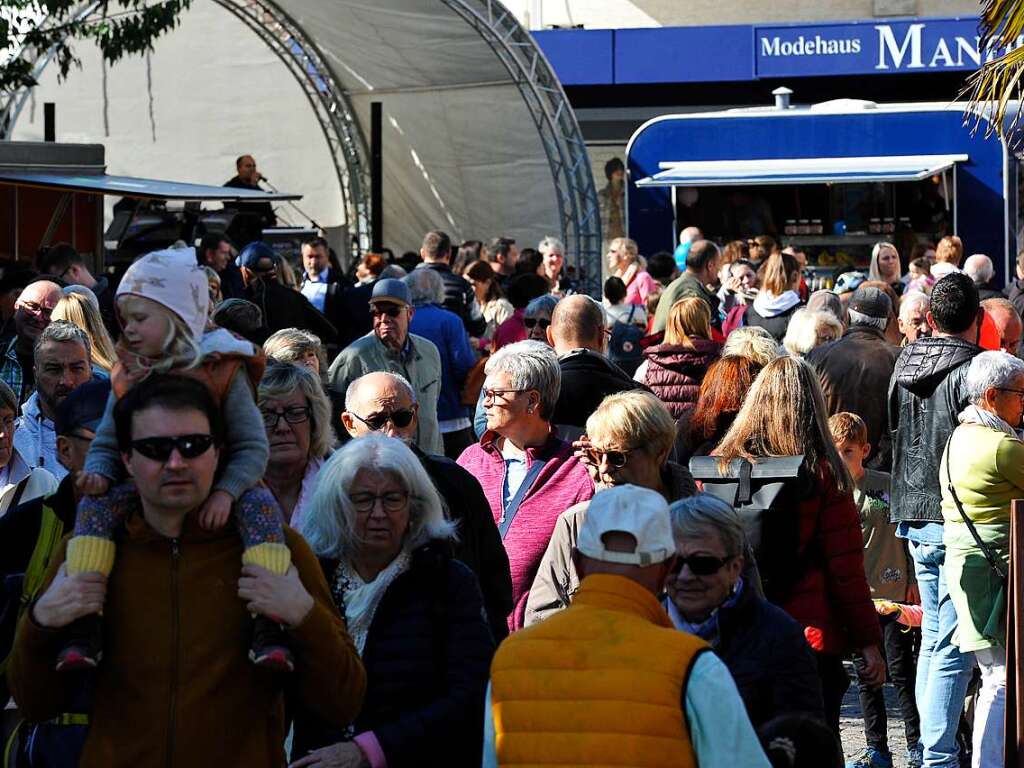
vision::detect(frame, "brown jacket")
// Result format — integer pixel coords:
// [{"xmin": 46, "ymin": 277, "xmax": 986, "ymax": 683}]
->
[{"xmin": 9, "ymin": 510, "xmax": 365, "ymax": 768}]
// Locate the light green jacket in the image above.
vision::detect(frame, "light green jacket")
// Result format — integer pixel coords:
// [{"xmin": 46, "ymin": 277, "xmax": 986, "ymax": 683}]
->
[{"xmin": 940, "ymin": 423, "xmax": 1024, "ymax": 650}]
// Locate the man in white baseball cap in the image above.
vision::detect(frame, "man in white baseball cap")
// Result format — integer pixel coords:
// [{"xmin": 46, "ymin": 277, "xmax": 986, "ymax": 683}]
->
[{"xmin": 483, "ymin": 485, "xmax": 770, "ymax": 768}]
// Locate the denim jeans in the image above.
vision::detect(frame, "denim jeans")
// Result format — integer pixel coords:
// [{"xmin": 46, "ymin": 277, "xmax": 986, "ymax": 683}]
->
[
  {"xmin": 972, "ymin": 647, "xmax": 1005, "ymax": 768},
  {"xmin": 909, "ymin": 539, "xmax": 976, "ymax": 767}
]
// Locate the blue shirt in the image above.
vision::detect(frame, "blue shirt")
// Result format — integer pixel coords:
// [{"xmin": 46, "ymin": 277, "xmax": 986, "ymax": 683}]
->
[{"xmin": 481, "ymin": 652, "xmax": 771, "ymax": 767}]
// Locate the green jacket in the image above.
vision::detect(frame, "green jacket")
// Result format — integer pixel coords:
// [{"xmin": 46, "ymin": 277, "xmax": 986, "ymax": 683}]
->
[{"xmin": 328, "ymin": 332, "xmax": 443, "ymax": 455}]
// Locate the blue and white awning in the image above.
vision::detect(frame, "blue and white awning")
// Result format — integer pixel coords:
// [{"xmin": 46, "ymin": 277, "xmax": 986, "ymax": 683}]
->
[{"xmin": 635, "ymin": 154, "xmax": 968, "ymax": 187}]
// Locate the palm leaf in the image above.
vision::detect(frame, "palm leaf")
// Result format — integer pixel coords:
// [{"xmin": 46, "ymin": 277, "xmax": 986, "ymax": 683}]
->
[
  {"xmin": 961, "ymin": 43, "xmax": 1024, "ymax": 145},
  {"xmin": 979, "ymin": 0, "xmax": 1024, "ymax": 46}
]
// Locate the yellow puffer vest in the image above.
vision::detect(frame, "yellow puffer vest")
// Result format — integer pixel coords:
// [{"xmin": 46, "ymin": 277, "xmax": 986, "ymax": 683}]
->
[{"xmin": 491, "ymin": 574, "xmax": 708, "ymax": 768}]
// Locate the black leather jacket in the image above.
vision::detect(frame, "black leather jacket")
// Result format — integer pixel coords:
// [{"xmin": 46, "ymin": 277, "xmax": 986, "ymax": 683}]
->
[{"xmin": 888, "ymin": 336, "xmax": 980, "ymax": 524}]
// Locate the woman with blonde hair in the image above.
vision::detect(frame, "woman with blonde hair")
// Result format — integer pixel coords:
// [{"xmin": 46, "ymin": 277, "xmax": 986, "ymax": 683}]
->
[
  {"xmin": 607, "ymin": 236, "xmax": 657, "ymax": 306},
  {"xmin": 723, "ymin": 252, "xmax": 804, "ymax": 342},
  {"xmin": 635, "ymin": 297, "xmax": 722, "ymax": 418},
  {"xmin": 52, "ymin": 291, "xmax": 118, "ymax": 373},
  {"xmin": 782, "ymin": 308, "xmax": 843, "ymax": 358},
  {"xmin": 263, "ymin": 327, "xmax": 328, "ymax": 377},
  {"xmin": 712, "ymin": 355, "xmax": 883, "ymax": 735},
  {"xmin": 868, "ymin": 242, "xmax": 904, "ymax": 296}
]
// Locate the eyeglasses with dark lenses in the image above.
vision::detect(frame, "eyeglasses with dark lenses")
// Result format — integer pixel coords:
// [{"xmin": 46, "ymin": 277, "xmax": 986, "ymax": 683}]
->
[
  {"xmin": 350, "ymin": 409, "xmax": 415, "ymax": 431},
  {"xmin": 670, "ymin": 554, "xmax": 734, "ymax": 577},
  {"xmin": 261, "ymin": 406, "xmax": 312, "ymax": 429},
  {"xmin": 130, "ymin": 434, "xmax": 215, "ymax": 462},
  {"xmin": 523, "ymin": 317, "xmax": 551, "ymax": 330},
  {"xmin": 585, "ymin": 447, "xmax": 630, "ymax": 469},
  {"xmin": 370, "ymin": 305, "xmax": 404, "ymax": 318}
]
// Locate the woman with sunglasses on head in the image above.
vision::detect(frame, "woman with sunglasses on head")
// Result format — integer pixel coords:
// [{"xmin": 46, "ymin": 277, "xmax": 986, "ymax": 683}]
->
[
  {"xmin": 457, "ymin": 340, "xmax": 594, "ymax": 631},
  {"xmin": 525, "ymin": 390, "xmax": 695, "ymax": 626},
  {"xmin": 258, "ymin": 362, "xmax": 336, "ymax": 529},
  {"xmin": 666, "ymin": 493, "xmax": 823, "ymax": 729},
  {"xmin": 713, "ymin": 356, "xmax": 883, "ymax": 736},
  {"xmin": 292, "ymin": 433, "xmax": 495, "ymax": 768}
]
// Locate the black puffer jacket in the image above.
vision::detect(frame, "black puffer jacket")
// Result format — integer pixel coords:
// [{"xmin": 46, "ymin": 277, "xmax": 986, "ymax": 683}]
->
[
  {"xmin": 294, "ymin": 542, "xmax": 495, "ymax": 768},
  {"xmin": 672, "ymin": 580, "xmax": 824, "ymax": 729},
  {"xmin": 641, "ymin": 338, "xmax": 722, "ymax": 419},
  {"xmin": 888, "ymin": 335, "xmax": 981, "ymax": 524}
]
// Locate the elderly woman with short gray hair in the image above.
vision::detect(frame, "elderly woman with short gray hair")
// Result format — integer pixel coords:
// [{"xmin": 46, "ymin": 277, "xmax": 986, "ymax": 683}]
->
[
  {"xmin": 940, "ymin": 350, "xmax": 1024, "ymax": 766},
  {"xmin": 457, "ymin": 340, "xmax": 594, "ymax": 630},
  {"xmin": 263, "ymin": 327, "xmax": 327, "ymax": 377},
  {"xmin": 665, "ymin": 493, "xmax": 823, "ymax": 729},
  {"xmin": 258, "ymin": 362, "xmax": 336, "ymax": 528},
  {"xmin": 292, "ymin": 434, "xmax": 494, "ymax": 768}
]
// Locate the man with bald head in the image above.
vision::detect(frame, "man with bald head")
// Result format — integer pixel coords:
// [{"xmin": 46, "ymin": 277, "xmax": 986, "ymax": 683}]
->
[
  {"xmin": 341, "ymin": 371, "xmax": 512, "ymax": 639},
  {"xmin": 1, "ymin": 280, "xmax": 63, "ymax": 404},
  {"xmin": 981, "ymin": 297, "xmax": 1023, "ymax": 355},
  {"xmin": 546, "ymin": 294, "xmax": 648, "ymax": 436}
]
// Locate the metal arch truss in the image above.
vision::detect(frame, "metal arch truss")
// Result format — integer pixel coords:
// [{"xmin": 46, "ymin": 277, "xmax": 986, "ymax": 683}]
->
[
  {"xmin": 439, "ymin": 0, "xmax": 602, "ymax": 296},
  {"xmin": 212, "ymin": 0, "xmax": 371, "ymax": 252}
]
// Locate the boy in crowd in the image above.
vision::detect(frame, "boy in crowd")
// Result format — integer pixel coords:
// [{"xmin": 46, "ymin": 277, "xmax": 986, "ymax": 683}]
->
[{"xmin": 830, "ymin": 412, "xmax": 922, "ymax": 768}]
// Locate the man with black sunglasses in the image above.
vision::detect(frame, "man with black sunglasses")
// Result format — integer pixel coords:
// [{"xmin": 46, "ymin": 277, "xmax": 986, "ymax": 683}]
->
[
  {"xmin": 341, "ymin": 371, "xmax": 513, "ymax": 640},
  {"xmin": 8, "ymin": 375, "xmax": 365, "ymax": 767},
  {"xmin": 328, "ymin": 278, "xmax": 443, "ymax": 455}
]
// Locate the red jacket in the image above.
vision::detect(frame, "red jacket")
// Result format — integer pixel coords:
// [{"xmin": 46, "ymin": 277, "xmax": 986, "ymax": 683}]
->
[{"xmin": 781, "ymin": 462, "xmax": 882, "ymax": 655}]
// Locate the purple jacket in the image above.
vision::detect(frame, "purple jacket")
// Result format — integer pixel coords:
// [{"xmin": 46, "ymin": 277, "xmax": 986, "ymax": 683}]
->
[{"xmin": 457, "ymin": 431, "xmax": 594, "ymax": 631}]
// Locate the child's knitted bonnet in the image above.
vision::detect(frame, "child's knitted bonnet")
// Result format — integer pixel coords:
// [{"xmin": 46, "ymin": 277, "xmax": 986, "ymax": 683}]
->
[{"xmin": 116, "ymin": 247, "xmax": 209, "ymax": 339}]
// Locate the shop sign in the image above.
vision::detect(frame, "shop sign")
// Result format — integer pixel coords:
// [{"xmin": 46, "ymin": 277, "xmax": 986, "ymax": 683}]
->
[{"xmin": 755, "ymin": 18, "xmax": 1019, "ymax": 78}]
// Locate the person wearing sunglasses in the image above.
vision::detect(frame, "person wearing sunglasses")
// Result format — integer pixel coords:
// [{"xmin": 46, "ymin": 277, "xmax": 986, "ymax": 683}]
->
[
  {"xmin": 328, "ymin": 278, "xmax": 444, "ymax": 456},
  {"xmin": 0, "ymin": 279, "xmax": 63, "ymax": 405},
  {"xmin": 9, "ymin": 374, "xmax": 365, "ymax": 767},
  {"xmin": 666, "ymin": 494, "xmax": 824, "ymax": 731},
  {"xmin": 526, "ymin": 390, "xmax": 695, "ymax": 627},
  {"xmin": 259, "ymin": 362, "xmax": 336, "ymax": 530},
  {"xmin": 341, "ymin": 371, "xmax": 513, "ymax": 641},
  {"xmin": 458, "ymin": 341, "xmax": 594, "ymax": 632}
]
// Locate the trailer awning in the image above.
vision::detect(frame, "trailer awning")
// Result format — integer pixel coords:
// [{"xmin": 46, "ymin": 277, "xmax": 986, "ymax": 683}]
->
[
  {"xmin": 0, "ymin": 172, "xmax": 302, "ymax": 201},
  {"xmin": 635, "ymin": 154, "xmax": 968, "ymax": 187}
]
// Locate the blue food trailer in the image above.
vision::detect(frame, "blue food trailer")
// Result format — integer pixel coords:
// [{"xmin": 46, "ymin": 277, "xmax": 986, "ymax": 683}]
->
[{"xmin": 625, "ymin": 100, "xmax": 1018, "ymax": 283}]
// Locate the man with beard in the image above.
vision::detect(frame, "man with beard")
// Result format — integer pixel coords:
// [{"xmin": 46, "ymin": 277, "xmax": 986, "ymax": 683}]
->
[
  {"xmin": 14, "ymin": 321, "xmax": 93, "ymax": 481},
  {"xmin": 0, "ymin": 280, "xmax": 62, "ymax": 404}
]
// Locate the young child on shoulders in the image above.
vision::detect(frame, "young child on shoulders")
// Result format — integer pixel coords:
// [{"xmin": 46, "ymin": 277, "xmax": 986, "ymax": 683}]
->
[
  {"xmin": 60, "ymin": 246, "xmax": 293, "ymax": 673},
  {"xmin": 829, "ymin": 412, "xmax": 921, "ymax": 768}
]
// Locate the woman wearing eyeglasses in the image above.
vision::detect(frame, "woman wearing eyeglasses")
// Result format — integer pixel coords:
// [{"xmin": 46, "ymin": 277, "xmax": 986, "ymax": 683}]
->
[
  {"xmin": 457, "ymin": 341, "xmax": 594, "ymax": 631},
  {"xmin": 666, "ymin": 493, "xmax": 824, "ymax": 729},
  {"xmin": 292, "ymin": 433, "xmax": 494, "ymax": 768},
  {"xmin": 258, "ymin": 362, "xmax": 336, "ymax": 529},
  {"xmin": 940, "ymin": 351, "xmax": 1024, "ymax": 767}
]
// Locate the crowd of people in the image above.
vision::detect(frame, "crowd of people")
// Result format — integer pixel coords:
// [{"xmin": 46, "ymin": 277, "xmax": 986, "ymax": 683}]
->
[{"xmin": 0, "ymin": 223, "xmax": 1017, "ymax": 768}]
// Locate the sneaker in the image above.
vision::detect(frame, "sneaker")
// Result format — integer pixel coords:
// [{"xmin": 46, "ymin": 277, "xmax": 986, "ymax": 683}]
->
[
  {"xmin": 905, "ymin": 744, "xmax": 923, "ymax": 768},
  {"xmin": 249, "ymin": 614, "xmax": 294, "ymax": 672},
  {"xmin": 845, "ymin": 748, "xmax": 893, "ymax": 768},
  {"xmin": 55, "ymin": 614, "xmax": 103, "ymax": 673}
]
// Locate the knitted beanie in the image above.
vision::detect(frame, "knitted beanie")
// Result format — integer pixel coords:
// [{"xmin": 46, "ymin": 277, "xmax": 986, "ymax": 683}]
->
[{"xmin": 117, "ymin": 247, "xmax": 209, "ymax": 339}]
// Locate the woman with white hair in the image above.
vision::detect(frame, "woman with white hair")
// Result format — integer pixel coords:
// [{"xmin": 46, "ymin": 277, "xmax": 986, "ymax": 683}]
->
[
  {"xmin": 666, "ymin": 493, "xmax": 823, "ymax": 729},
  {"xmin": 940, "ymin": 350, "xmax": 1024, "ymax": 767},
  {"xmin": 292, "ymin": 434, "xmax": 495, "ymax": 768},
  {"xmin": 258, "ymin": 362, "xmax": 336, "ymax": 528},
  {"xmin": 457, "ymin": 340, "xmax": 594, "ymax": 630},
  {"xmin": 782, "ymin": 308, "xmax": 843, "ymax": 358},
  {"xmin": 607, "ymin": 236, "xmax": 656, "ymax": 306},
  {"xmin": 537, "ymin": 236, "xmax": 575, "ymax": 295}
]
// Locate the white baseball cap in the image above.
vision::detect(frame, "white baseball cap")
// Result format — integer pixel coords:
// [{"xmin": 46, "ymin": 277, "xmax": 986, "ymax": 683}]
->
[{"xmin": 577, "ymin": 485, "xmax": 675, "ymax": 566}]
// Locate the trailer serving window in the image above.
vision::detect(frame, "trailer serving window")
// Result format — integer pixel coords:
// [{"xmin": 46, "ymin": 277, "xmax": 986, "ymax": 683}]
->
[{"xmin": 636, "ymin": 154, "xmax": 965, "ymax": 278}]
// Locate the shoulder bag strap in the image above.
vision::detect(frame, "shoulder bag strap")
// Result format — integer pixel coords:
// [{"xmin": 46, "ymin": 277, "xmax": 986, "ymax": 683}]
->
[
  {"xmin": 627, "ymin": 304, "xmax": 637, "ymax": 324},
  {"xmin": 944, "ymin": 434, "xmax": 1008, "ymax": 581},
  {"xmin": 498, "ymin": 456, "xmax": 550, "ymax": 539}
]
